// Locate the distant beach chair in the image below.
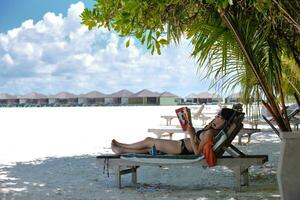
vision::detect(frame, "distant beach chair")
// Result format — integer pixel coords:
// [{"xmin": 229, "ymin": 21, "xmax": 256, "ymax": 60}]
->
[
  {"xmin": 191, "ymin": 104, "xmax": 205, "ymax": 120},
  {"xmin": 243, "ymin": 104, "xmax": 285, "ymax": 130},
  {"xmin": 287, "ymin": 104, "xmax": 300, "ymax": 130},
  {"xmin": 262, "ymin": 115, "xmax": 280, "ymax": 136},
  {"xmin": 262, "ymin": 103, "xmax": 300, "ymax": 134},
  {"xmin": 97, "ymin": 110, "xmax": 268, "ymax": 191},
  {"xmin": 231, "ymin": 104, "xmax": 262, "ymax": 145},
  {"xmin": 237, "ymin": 128, "xmax": 261, "ymax": 145},
  {"xmin": 192, "ymin": 104, "xmax": 211, "ymax": 125},
  {"xmin": 287, "ymin": 104, "xmax": 300, "ymax": 119},
  {"xmin": 160, "ymin": 115, "xmax": 177, "ymax": 126}
]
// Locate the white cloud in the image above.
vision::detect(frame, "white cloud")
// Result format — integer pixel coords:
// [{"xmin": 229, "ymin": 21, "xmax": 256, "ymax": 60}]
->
[
  {"xmin": 0, "ymin": 1, "xmax": 210, "ymax": 96},
  {"xmin": 1, "ymin": 53, "xmax": 14, "ymax": 66}
]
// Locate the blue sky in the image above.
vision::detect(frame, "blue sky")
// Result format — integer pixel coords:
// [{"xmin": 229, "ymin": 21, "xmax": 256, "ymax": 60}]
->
[{"xmin": 0, "ymin": 0, "xmax": 214, "ymax": 97}]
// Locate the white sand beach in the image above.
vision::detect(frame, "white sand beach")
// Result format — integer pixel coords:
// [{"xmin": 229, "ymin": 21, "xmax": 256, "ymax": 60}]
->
[{"xmin": 0, "ymin": 106, "xmax": 281, "ymax": 199}]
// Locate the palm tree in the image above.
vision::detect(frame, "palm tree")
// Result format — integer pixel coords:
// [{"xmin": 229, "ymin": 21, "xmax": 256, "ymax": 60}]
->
[{"xmin": 188, "ymin": 2, "xmax": 298, "ymax": 131}]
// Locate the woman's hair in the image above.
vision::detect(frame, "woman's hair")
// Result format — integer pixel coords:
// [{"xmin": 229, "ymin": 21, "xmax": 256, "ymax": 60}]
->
[
  {"xmin": 199, "ymin": 108, "xmax": 236, "ymax": 133},
  {"xmin": 219, "ymin": 108, "xmax": 235, "ymax": 122}
]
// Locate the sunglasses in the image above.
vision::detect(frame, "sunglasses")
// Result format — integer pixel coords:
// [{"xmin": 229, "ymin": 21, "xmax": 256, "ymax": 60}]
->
[{"xmin": 215, "ymin": 114, "xmax": 224, "ymax": 120}]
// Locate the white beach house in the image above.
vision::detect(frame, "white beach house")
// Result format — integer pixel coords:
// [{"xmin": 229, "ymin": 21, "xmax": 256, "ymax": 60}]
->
[
  {"xmin": 48, "ymin": 92, "xmax": 78, "ymax": 106},
  {"xmin": 225, "ymin": 93, "xmax": 242, "ymax": 104},
  {"xmin": 129, "ymin": 89, "xmax": 160, "ymax": 105},
  {"xmin": 185, "ymin": 92, "xmax": 223, "ymax": 104},
  {"xmin": 0, "ymin": 93, "xmax": 19, "ymax": 106},
  {"xmin": 159, "ymin": 91, "xmax": 179, "ymax": 105},
  {"xmin": 106, "ymin": 89, "xmax": 134, "ymax": 105},
  {"xmin": 78, "ymin": 91, "xmax": 106, "ymax": 106},
  {"xmin": 19, "ymin": 92, "xmax": 48, "ymax": 106}
]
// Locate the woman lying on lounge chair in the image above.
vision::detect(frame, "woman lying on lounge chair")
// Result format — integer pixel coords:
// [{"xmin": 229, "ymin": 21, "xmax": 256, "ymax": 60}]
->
[{"xmin": 111, "ymin": 108, "xmax": 235, "ymax": 156}]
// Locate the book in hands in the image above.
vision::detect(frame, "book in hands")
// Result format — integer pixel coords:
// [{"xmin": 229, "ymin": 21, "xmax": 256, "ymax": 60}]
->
[{"xmin": 175, "ymin": 107, "xmax": 191, "ymax": 131}]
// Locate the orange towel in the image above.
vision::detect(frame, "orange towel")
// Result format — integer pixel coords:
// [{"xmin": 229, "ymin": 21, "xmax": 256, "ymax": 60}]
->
[{"xmin": 202, "ymin": 138, "xmax": 217, "ymax": 167}]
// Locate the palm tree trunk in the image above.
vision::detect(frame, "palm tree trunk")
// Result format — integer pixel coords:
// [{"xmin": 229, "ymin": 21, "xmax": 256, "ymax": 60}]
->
[
  {"xmin": 295, "ymin": 93, "xmax": 300, "ymax": 107},
  {"xmin": 276, "ymin": 72, "xmax": 290, "ymax": 128},
  {"xmin": 219, "ymin": 10, "xmax": 291, "ymax": 131}
]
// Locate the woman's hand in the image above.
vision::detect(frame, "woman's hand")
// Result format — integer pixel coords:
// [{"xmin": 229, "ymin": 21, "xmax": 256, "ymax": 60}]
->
[
  {"xmin": 186, "ymin": 125, "xmax": 195, "ymax": 136},
  {"xmin": 186, "ymin": 108, "xmax": 193, "ymax": 127}
]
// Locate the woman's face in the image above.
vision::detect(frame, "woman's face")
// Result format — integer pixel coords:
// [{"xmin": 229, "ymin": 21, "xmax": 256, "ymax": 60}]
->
[{"xmin": 212, "ymin": 113, "xmax": 226, "ymax": 129}]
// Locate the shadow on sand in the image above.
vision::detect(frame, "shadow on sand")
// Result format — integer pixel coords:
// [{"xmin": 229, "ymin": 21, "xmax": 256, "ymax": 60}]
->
[{"xmin": 0, "ymin": 152, "xmax": 280, "ymax": 200}]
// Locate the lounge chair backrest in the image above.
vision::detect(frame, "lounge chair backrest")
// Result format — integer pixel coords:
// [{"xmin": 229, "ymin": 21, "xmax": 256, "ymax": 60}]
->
[
  {"xmin": 225, "ymin": 113, "xmax": 244, "ymax": 142},
  {"xmin": 214, "ymin": 111, "xmax": 245, "ymax": 157},
  {"xmin": 213, "ymin": 130, "xmax": 227, "ymax": 151},
  {"xmin": 288, "ymin": 107, "xmax": 300, "ymax": 119},
  {"xmin": 262, "ymin": 115, "xmax": 280, "ymax": 137}
]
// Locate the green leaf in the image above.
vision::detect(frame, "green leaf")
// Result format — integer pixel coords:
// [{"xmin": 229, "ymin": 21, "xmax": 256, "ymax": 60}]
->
[
  {"xmin": 159, "ymin": 39, "xmax": 169, "ymax": 45},
  {"xmin": 136, "ymin": 31, "xmax": 143, "ymax": 39},
  {"xmin": 157, "ymin": 47, "xmax": 161, "ymax": 55},
  {"xmin": 126, "ymin": 39, "xmax": 130, "ymax": 48},
  {"xmin": 122, "ymin": 12, "xmax": 130, "ymax": 18},
  {"xmin": 156, "ymin": 31, "xmax": 160, "ymax": 38},
  {"xmin": 147, "ymin": 31, "xmax": 153, "ymax": 46},
  {"xmin": 151, "ymin": 45, "xmax": 155, "ymax": 55},
  {"xmin": 155, "ymin": 41, "xmax": 160, "ymax": 50},
  {"xmin": 147, "ymin": 43, "xmax": 152, "ymax": 50},
  {"xmin": 141, "ymin": 35, "xmax": 146, "ymax": 44}
]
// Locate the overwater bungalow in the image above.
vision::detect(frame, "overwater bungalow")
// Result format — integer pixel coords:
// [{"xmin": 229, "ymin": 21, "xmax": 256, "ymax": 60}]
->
[
  {"xmin": 48, "ymin": 92, "xmax": 78, "ymax": 106},
  {"xmin": 106, "ymin": 89, "xmax": 134, "ymax": 105},
  {"xmin": 159, "ymin": 91, "xmax": 179, "ymax": 105},
  {"xmin": 225, "ymin": 92, "xmax": 260, "ymax": 104},
  {"xmin": 19, "ymin": 92, "xmax": 48, "ymax": 106},
  {"xmin": 225, "ymin": 93, "xmax": 242, "ymax": 104},
  {"xmin": 78, "ymin": 91, "xmax": 106, "ymax": 106},
  {"xmin": 185, "ymin": 92, "xmax": 223, "ymax": 105},
  {"xmin": 0, "ymin": 93, "xmax": 19, "ymax": 106},
  {"xmin": 185, "ymin": 93, "xmax": 199, "ymax": 104},
  {"xmin": 129, "ymin": 89, "xmax": 160, "ymax": 105},
  {"xmin": 198, "ymin": 92, "xmax": 223, "ymax": 104}
]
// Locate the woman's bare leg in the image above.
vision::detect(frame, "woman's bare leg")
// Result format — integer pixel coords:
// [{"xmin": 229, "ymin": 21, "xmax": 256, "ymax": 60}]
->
[
  {"xmin": 111, "ymin": 137, "xmax": 156, "ymax": 150},
  {"xmin": 112, "ymin": 138, "xmax": 151, "ymax": 150},
  {"xmin": 111, "ymin": 143, "xmax": 149, "ymax": 154},
  {"xmin": 111, "ymin": 137, "xmax": 182, "ymax": 155}
]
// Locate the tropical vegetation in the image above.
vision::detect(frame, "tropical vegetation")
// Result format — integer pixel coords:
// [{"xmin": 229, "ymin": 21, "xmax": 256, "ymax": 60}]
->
[{"xmin": 81, "ymin": 0, "xmax": 300, "ymax": 131}]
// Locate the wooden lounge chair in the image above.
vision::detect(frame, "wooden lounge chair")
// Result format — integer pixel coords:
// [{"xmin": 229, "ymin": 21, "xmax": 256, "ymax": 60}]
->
[
  {"xmin": 288, "ymin": 105, "xmax": 300, "ymax": 130},
  {"xmin": 262, "ymin": 104, "xmax": 300, "ymax": 135},
  {"xmin": 96, "ymin": 111, "xmax": 268, "ymax": 191},
  {"xmin": 237, "ymin": 128, "xmax": 261, "ymax": 145}
]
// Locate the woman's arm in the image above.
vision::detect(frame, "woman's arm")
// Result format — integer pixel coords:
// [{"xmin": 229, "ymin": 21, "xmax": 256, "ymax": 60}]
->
[
  {"xmin": 186, "ymin": 127, "xmax": 214, "ymax": 155},
  {"xmin": 186, "ymin": 109, "xmax": 205, "ymax": 155},
  {"xmin": 185, "ymin": 126, "xmax": 202, "ymax": 155}
]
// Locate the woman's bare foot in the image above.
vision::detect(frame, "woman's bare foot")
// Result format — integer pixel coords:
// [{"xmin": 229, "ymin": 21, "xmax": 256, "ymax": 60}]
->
[
  {"xmin": 112, "ymin": 139, "xmax": 126, "ymax": 148},
  {"xmin": 111, "ymin": 142, "xmax": 124, "ymax": 154},
  {"xmin": 111, "ymin": 139, "xmax": 118, "ymax": 146}
]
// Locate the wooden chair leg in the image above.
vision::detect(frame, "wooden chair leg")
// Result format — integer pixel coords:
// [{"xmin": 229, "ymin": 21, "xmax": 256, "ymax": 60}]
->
[
  {"xmin": 115, "ymin": 166, "xmax": 121, "ymax": 188},
  {"xmin": 238, "ymin": 134, "xmax": 242, "ymax": 145},
  {"xmin": 242, "ymin": 168, "xmax": 249, "ymax": 186},
  {"xmin": 230, "ymin": 166, "xmax": 242, "ymax": 192},
  {"xmin": 131, "ymin": 167, "xmax": 137, "ymax": 185},
  {"xmin": 230, "ymin": 166, "xmax": 250, "ymax": 191},
  {"xmin": 247, "ymin": 134, "xmax": 251, "ymax": 144}
]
